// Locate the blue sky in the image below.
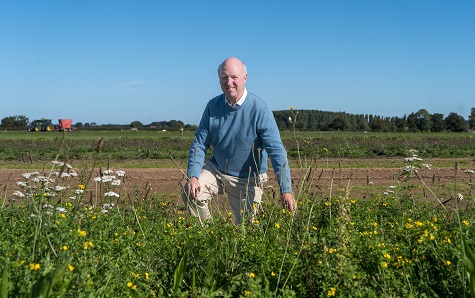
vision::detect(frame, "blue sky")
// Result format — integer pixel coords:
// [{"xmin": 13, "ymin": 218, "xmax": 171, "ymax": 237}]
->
[{"xmin": 1, "ymin": 1, "xmax": 474, "ymax": 125}]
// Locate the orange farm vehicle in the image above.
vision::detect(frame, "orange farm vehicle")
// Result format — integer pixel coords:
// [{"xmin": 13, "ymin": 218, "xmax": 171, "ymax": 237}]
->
[{"xmin": 28, "ymin": 119, "xmax": 74, "ymax": 132}]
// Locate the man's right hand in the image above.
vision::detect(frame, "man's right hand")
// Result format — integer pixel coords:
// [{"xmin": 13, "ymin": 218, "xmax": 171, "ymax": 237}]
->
[{"xmin": 184, "ymin": 176, "xmax": 201, "ymax": 199}]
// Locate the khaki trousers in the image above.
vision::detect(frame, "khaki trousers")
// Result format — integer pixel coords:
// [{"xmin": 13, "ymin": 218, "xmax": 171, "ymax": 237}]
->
[{"xmin": 182, "ymin": 159, "xmax": 267, "ymax": 224}]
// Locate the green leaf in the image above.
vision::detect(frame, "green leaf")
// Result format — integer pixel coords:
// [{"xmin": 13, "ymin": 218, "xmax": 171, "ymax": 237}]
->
[{"xmin": 173, "ymin": 252, "xmax": 187, "ymax": 294}]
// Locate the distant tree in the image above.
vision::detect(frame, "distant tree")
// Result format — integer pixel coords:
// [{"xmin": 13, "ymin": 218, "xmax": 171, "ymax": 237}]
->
[
  {"xmin": 469, "ymin": 107, "xmax": 475, "ymax": 130},
  {"xmin": 430, "ymin": 113, "xmax": 445, "ymax": 132},
  {"xmin": 328, "ymin": 116, "xmax": 348, "ymax": 131},
  {"xmin": 414, "ymin": 109, "xmax": 432, "ymax": 132},
  {"xmin": 1, "ymin": 115, "xmax": 29, "ymax": 130},
  {"xmin": 444, "ymin": 112, "xmax": 468, "ymax": 132},
  {"xmin": 84, "ymin": 123, "xmax": 91, "ymax": 128},
  {"xmin": 130, "ymin": 121, "xmax": 144, "ymax": 128},
  {"xmin": 75, "ymin": 122, "xmax": 83, "ymax": 128},
  {"xmin": 369, "ymin": 116, "xmax": 388, "ymax": 132}
]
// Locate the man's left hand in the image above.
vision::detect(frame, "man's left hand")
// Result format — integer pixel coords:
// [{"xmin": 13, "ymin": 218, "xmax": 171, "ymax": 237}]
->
[{"xmin": 282, "ymin": 193, "xmax": 296, "ymax": 212}]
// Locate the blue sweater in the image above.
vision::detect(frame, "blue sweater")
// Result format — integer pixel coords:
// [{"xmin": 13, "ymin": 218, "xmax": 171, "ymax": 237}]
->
[{"xmin": 187, "ymin": 92, "xmax": 292, "ymax": 194}]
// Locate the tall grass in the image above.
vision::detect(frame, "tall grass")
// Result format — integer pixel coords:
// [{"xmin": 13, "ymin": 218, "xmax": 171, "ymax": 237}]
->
[{"xmin": 0, "ymin": 132, "xmax": 475, "ymax": 296}]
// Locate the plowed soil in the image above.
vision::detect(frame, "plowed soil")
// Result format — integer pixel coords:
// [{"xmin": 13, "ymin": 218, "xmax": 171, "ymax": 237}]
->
[{"xmin": 2, "ymin": 158, "xmax": 473, "ymax": 203}]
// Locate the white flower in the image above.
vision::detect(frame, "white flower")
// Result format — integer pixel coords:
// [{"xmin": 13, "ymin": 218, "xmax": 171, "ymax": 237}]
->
[
  {"xmin": 101, "ymin": 209, "xmax": 109, "ymax": 213},
  {"xmin": 464, "ymin": 170, "xmax": 475, "ymax": 174},
  {"xmin": 383, "ymin": 191, "xmax": 389, "ymax": 195},
  {"xmin": 66, "ymin": 163, "xmax": 73, "ymax": 169},
  {"xmin": 111, "ymin": 179, "xmax": 121, "ymax": 186},
  {"xmin": 55, "ymin": 207, "xmax": 66, "ymax": 213},
  {"xmin": 104, "ymin": 191, "xmax": 120, "ymax": 198},
  {"xmin": 75, "ymin": 189, "xmax": 84, "ymax": 194},
  {"xmin": 457, "ymin": 193, "xmax": 464, "ymax": 200},
  {"xmin": 421, "ymin": 164, "xmax": 432, "ymax": 170},
  {"xmin": 404, "ymin": 157, "xmax": 414, "ymax": 162},
  {"xmin": 69, "ymin": 171, "xmax": 78, "ymax": 177},
  {"xmin": 388, "ymin": 185, "xmax": 396, "ymax": 189},
  {"xmin": 60, "ymin": 172, "xmax": 71, "ymax": 178},
  {"xmin": 13, "ymin": 191, "xmax": 25, "ymax": 197},
  {"xmin": 51, "ymin": 161, "xmax": 64, "ymax": 166},
  {"xmin": 69, "ymin": 196, "xmax": 77, "ymax": 200},
  {"xmin": 116, "ymin": 170, "xmax": 125, "ymax": 177},
  {"xmin": 16, "ymin": 181, "xmax": 28, "ymax": 187},
  {"xmin": 102, "ymin": 169, "xmax": 113, "ymax": 175},
  {"xmin": 93, "ymin": 177, "xmax": 102, "ymax": 183},
  {"xmin": 54, "ymin": 186, "xmax": 67, "ymax": 192},
  {"xmin": 101, "ymin": 175, "xmax": 116, "ymax": 183}
]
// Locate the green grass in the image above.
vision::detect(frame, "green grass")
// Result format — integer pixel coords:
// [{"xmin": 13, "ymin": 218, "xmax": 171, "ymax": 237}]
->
[{"xmin": 1, "ymin": 160, "xmax": 474, "ymax": 297}]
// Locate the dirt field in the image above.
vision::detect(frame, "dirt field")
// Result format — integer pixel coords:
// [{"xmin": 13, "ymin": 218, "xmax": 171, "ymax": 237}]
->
[{"xmin": 2, "ymin": 158, "xmax": 473, "ymax": 202}]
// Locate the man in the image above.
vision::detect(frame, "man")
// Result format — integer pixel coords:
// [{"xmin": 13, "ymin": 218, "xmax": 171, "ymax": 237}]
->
[{"xmin": 182, "ymin": 57, "xmax": 295, "ymax": 224}]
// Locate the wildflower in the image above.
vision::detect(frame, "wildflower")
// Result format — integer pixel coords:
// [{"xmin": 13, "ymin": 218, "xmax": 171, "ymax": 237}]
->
[
  {"xmin": 68, "ymin": 264, "xmax": 74, "ymax": 272},
  {"xmin": 12, "ymin": 191, "xmax": 25, "ymax": 198},
  {"xmin": 116, "ymin": 170, "xmax": 126, "ymax": 177},
  {"xmin": 421, "ymin": 164, "xmax": 432, "ymax": 170},
  {"xmin": 274, "ymin": 223, "xmax": 281, "ymax": 229},
  {"xmin": 60, "ymin": 245, "xmax": 68, "ymax": 251},
  {"xmin": 384, "ymin": 253, "xmax": 391, "ymax": 260},
  {"xmin": 249, "ymin": 272, "xmax": 255, "ymax": 278},
  {"xmin": 83, "ymin": 241, "xmax": 94, "ymax": 250},
  {"xmin": 381, "ymin": 262, "xmax": 388, "ymax": 268},
  {"xmin": 244, "ymin": 290, "xmax": 251, "ymax": 296},
  {"xmin": 464, "ymin": 169, "xmax": 475, "ymax": 174},
  {"xmin": 93, "ymin": 177, "xmax": 102, "ymax": 183},
  {"xmin": 54, "ymin": 186, "xmax": 67, "ymax": 192},
  {"xmin": 78, "ymin": 184, "xmax": 85, "ymax": 190},
  {"xmin": 328, "ymin": 248, "xmax": 337, "ymax": 254},
  {"xmin": 457, "ymin": 193, "xmax": 464, "ymax": 200},
  {"xmin": 444, "ymin": 260, "xmax": 451, "ymax": 266},
  {"xmin": 104, "ymin": 191, "xmax": 120, "ymax": 198},
  {"xmin": 289, "ymin": 106, "xmax": 294, "ymax": 110},
  {"xmin": 77, "ymin": 229, "xmax": 87, "ymax": 237},
  {"xmin": 111, "ymin": 179, "xmax": 121, "ymax": 186},
  {"xmin": 145, "ymin": 272, "xmax": 149, "ymax": 280},
  {"xmin": 127, "ymin": 282, "xmax": 133, "ymax": 288},
  {"xmin": 463, "ymin": 220, "xmax": 469, "ymax": 226},
  {"xmin": 253, "ymin": 219, "xmax": 259, "ymax": 224},
  {"xmin": 327, "ymin": 287, "xmax": 336, "ymax": 296},
  {"xmin": 29, "ymin": 263, "xmax": 41, "ymax": 271},
  {"xmin": 75, "ymin": 189, "xmax": 84, "ymax": 194},
  {"xmin": 271, "ymin": 271, "xmax": 276, "ymax": 277}
]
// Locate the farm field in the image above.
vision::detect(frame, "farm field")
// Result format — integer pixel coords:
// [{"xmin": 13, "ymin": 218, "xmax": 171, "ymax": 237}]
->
[{"xmin": 1, "ymin": 130, "xmax": 475, "ymax": 297}]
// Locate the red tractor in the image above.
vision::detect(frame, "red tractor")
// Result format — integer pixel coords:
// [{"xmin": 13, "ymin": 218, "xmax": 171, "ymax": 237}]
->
[{"xmin": 28, "ymin": 119, "xmax": 74, "ymax": 132}]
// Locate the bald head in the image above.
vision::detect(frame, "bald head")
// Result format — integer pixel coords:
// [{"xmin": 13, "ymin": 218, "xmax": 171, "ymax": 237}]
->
[
  {"xmin": 218, "ymin": 57, "xmax": 248, "ymax": 104},
  {"xmin": 218, "ymin": 57, "xmax": 247, "ymax": 77}
]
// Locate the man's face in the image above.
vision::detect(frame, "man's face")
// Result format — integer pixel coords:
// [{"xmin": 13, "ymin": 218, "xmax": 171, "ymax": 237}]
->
[{"xmin": 219, "ymin": 61, "xmax": 247, "ymax": 104}]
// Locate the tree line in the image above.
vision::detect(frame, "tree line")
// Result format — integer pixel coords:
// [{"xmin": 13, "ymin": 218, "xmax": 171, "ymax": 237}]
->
[
  {"xmin": 1, "ymin": 108, "xmax": 475, "ymax": 132},
  {"xmin": 274, "ymin": 108, "xmax": 475, "ymax": 132}
]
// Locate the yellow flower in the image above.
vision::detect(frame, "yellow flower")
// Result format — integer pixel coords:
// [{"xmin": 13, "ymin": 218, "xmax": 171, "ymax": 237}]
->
[
  {"xmin": 127, "ymin": 282, "xmax": 133, "ymax": 288},
  {"xmin": 444, "ymin": 260, "xmax": 451, "ymax": 266},
  {"xmin": 68, "ymin": 264, "xmax": 74, "ymax": 272},
  {"xmin": 271, "ymin": 271, "xmax": 276, "ymax": 277},
  {"xmin": 60, "ymin": 213, "xmax": 66, "ymax": 219},
  {"xmin": 328, "ymin": 248, "xmax": 337, "ymax": 254},
  {"xmin": 381, "ymin": 262, "xmax": 388, "ymax": 268},
  {"xmin": 327, "ymin": 287, "xmax": 336, "ymax": 296},
  {"xmin": 60, "ymin": 245, "xmax": 68, "ymax": 251},
  {"xmin": 253, "ymin": 219, "xmax": 260, "ymax": 224},
  {"xmin": 77, "ymin": 229, "xmax": 87, "ymax": 237},
  {"xmin": 289, "ymin": 106, "xmax": 294, "ymax": 110},
  {"xmin": 29, "ymin": 263, "xmax": 41, "ymax": 271},
  {"xmin": 249, "ymin": 272, "xmax": 255, "ymax": 278},
  {"xmin": 384, "ymin": 253, "xmax": 391, "ymax": 260},
  {"xmin": 274, "ymin": 223, "xmax": 281, "ymax": 229},
  {"xmin": 78, "ymin": 184, "xmax": 85, "ymax": 190},
  {"xmin": 244, "ymin": 290, "xmax": 251, "ymax": 296},
  {"xmin": 145, "ymin": 272, "xmax": 149, "ymax": 280},
  {"xmin": 131, "ymin": 285, "xmax": 137, "ymax": 290},
  {"xmin": 463, "ymin": 220, "xmax": 469, "ymax": 226}
]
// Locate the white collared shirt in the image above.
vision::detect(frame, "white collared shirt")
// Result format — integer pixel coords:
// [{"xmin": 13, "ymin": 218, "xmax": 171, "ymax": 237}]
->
[{"xmin": 226, "ymin": 88, "xmax": 248, "ymax": 107}]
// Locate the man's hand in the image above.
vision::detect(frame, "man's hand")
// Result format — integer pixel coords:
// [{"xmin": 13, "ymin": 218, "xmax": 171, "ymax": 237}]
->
[
  {"xmin": 184, "ymin": 177, "xmax": 201, "ymax": 199},
  {"xmin": 282, "ymin": 192, "xmax": 296, "ymax": 212}
]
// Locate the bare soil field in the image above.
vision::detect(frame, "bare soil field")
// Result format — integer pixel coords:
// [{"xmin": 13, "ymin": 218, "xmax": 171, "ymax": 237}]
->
[{"xmin": 2, "ymin": 157, "xmax": 473, "ymax": 202}]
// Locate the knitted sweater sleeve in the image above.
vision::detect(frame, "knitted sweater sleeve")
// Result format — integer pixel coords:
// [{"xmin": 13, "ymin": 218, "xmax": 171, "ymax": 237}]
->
[
  {"xmin": 187, "ymin": 103, "xmax": 211, "ymax": 179},
  {"xmin": 258, "ymin": 106, "xmax": 292, "ymax": 194}
]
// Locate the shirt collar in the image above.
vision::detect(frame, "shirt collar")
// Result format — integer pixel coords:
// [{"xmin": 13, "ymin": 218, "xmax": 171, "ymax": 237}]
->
[{"xmin": 225, "ymin": 88, "xmax": 248, "ymax": 107}]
